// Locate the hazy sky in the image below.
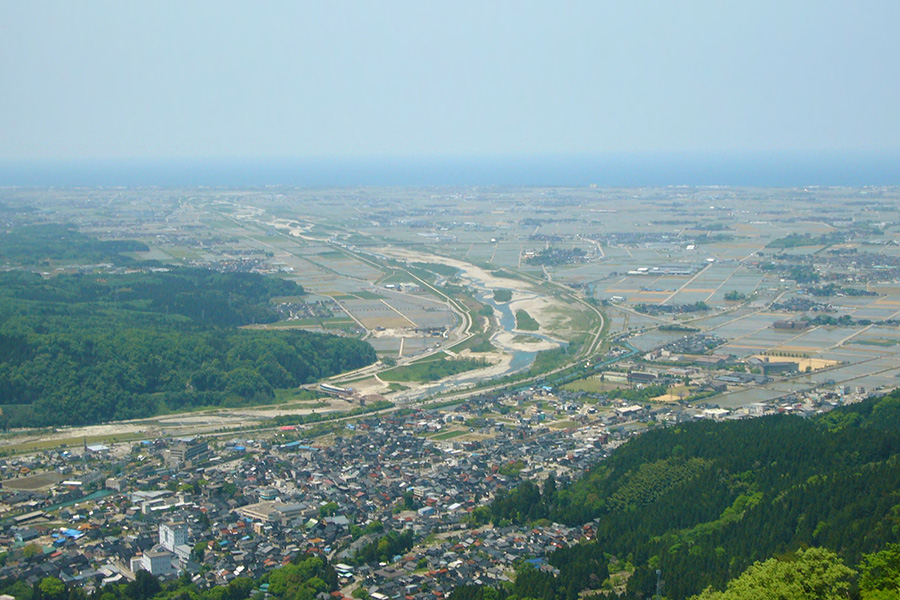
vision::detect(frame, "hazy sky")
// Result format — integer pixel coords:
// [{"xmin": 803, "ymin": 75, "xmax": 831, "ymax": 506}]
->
[{"xmin": 1, "ymin": 1, "xmax": 898, "ymax": 163}]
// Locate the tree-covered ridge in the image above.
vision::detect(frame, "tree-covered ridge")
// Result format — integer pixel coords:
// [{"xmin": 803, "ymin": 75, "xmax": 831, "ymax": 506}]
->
[
  {"xmin": 0, "ymin": 268, "xmax": 301, "ymax": 327},
  {"xmin": 489, "ymin": 392, "xmax": 900, "ymax": 599},
  {"xmin": 0, "ymin": 223, "xmax": 148, "ymax": 265},
  {"xmin": 0, "ymin": 269, "xmax": 374, "ymax": 427}
]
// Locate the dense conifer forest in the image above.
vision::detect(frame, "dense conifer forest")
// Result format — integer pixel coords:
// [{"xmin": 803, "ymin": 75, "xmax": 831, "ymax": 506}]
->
[{"xmin": 484, "ymin": 392, "xmax": 900, "ymax": 598}]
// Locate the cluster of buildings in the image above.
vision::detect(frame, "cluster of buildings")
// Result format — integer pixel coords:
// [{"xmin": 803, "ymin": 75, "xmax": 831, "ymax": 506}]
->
[
  {"xmin": 798, "ymin": 246, "xmax": 900, "ymax": 283},
  {"xmin": 353, "ymin": 523, "xmax": 585, "ymax": 598},
  {"xmin": 274, "ymin": 299, "xmax": 340, "ymax": 322},
  {"xmin": 644, "ymin": 334, "xmax": 728, "ymax": 358},
  {"xmin": 0, "ymin": 364, "xmax": 885, "ymax": 598},
  {"xmin": 0, "ymin": 402, "xmax": 612, "ymax": 595}
]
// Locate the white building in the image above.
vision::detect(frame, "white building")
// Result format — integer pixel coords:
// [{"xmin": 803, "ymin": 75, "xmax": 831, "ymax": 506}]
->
[
  {"xmin": 140, "ymin": 549, "xmax": 176, "ymax": 577},
  {"xmin": 702, "ymin": 408, "xmax": 731, "ymax": 421},
  {"xmin": 160, "ymin": 521, "xmax": 188, "ymax": 552}
]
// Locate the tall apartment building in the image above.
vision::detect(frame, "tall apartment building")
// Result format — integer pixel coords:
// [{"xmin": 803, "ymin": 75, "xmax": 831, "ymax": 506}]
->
[{"xmin": 159, "ymin": 521, "xmax": 188, "ymax": 552}]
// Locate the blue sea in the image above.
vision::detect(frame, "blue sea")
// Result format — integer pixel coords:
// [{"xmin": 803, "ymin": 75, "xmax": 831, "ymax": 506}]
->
[{"xmin": 0, "ymin": 151, "xmax": 897, "ymax": 187}]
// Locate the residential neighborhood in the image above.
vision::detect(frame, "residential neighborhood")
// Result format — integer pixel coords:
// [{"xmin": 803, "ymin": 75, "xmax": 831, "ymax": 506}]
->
[{"xmin": 0, "ymin": 379, "xmax": 874, "ymax": 598}]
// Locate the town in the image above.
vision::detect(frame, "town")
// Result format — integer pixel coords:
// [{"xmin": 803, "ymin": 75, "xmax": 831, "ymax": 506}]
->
[
  {"xmin": 1, "ymin": 184, "xmax": 900, "ymax": 598},
  {"xmin": 0, "ymin": 372, "xmax": 873, "ymax": 595}
]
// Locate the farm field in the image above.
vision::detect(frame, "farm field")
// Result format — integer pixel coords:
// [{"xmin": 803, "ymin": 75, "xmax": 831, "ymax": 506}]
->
[{"xmin": 8, "ymin": 185, "xmax": 900, "ymax": 414}]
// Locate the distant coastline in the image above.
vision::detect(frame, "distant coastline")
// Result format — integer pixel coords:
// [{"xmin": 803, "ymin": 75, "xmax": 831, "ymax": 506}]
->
[{"xmin": 1, "ymin": 150, "xmax": 898, "ymax": 188}]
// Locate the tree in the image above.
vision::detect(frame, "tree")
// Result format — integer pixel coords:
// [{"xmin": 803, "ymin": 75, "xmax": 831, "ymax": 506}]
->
[
  {"xmin": 543, "ymin": 473, "xmax": 557, "ymax": 497},
  {"xmin": 493, "ymin": 289, "xmax": 513, "ymax": 303},
  {"xmin": 38, "ymin": 578, "xmax": 65, "ymax": 600},
  {"xmin": 692, "ymin": 548, "xmax": 855, "ymax": 600},
  {"xmin": 467, "ymin": 506, "xmax": 492, "ymax": 527},
  {"xmin": 318, "ymin": 501, "xmax": 339, "ymax": 517},
  {"xmin": 192, "ymin": 541, "xmax": 208, "ymax": 561},
  {"xmin": 227, "ymin": 580, "xmax": 258, "ymax": 600},
  {"xmin": 268, "ymin": 555, "xmax": 334, "ymax": 600},
  {"xmin": 859, "ymin": 543, "xmax": 900, "ymax": 597},
  {"xmin": 125, "ymin": 570, "xmax": 162, "ymax": 600}
]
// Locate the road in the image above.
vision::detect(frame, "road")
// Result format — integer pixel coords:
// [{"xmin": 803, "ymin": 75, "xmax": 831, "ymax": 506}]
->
[{"xmin": 209, "ymin": 210, "xmax": 609, "ymax": 407}]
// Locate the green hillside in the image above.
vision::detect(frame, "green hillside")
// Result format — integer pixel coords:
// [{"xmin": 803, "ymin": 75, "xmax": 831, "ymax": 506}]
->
[
  {"xmin": 0, "ymin": 268, "xmax": 376, "ymax": 427},
  {"xmin": 488, "ymin": 392, "xmax": 900, "ymax": 599}
]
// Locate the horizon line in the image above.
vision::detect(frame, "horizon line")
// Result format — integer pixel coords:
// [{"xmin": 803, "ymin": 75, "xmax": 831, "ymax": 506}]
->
[{"xmin": 1, "ymin": 150, "xmax": 899, "ymax": 188}]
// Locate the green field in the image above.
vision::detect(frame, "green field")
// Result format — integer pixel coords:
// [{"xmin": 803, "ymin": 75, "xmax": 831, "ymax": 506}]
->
[
  {"xmin": 350, "ymin": 290, "xmax": 385, "ymax": 300},
  {"xmin": 430, "ymin": 429, "xmax": 468, "ymax": 441},
  {"xmin": 381, "ymin": 356, "xmax": 487, "ymax": 382},
  {"xmin": 515, "ymin": 309, "xmax": 540, "ymax": 331},
  {"xmin": 563, "ymin": 377, "xmax": 627, "ymax": 394},
  {"xmin": 853, "ymin": 338, "xmax": 900, "ymax": 347},
  {"xmin": 449, "ymin": 334, "xmax": 495, "ymax": 353}
]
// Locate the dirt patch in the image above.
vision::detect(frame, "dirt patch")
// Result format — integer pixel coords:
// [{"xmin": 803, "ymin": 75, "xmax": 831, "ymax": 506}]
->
[
  {"xmin": 753, "ymin": 355, "xmax": 841, "ymax": 371},
  {"xmin": 2, "ymin": 472, "xmax": 65, "ymax": 491}
]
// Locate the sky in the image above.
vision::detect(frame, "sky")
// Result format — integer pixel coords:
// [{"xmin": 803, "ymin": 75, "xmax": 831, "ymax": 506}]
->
[{"xmin": 0, "ymin": 1, "xmax": 898, "ymax": 183}]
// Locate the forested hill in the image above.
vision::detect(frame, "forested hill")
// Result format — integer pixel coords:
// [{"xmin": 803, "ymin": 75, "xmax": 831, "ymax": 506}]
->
[
  {"xmin": 0, "ymin": 224, "xmax": 149, "ymax": 266},
  {"xmin": 0, "ymin": 268, "xmax": 376, "ymax": 428},
  {"xmin": 0, "ymin": 267, "xmax": 302, "ymax": 326},
  {"xmin": 488, "ymin": 392, "xmax": 900, "ymax": 599}
]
